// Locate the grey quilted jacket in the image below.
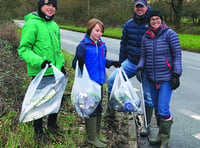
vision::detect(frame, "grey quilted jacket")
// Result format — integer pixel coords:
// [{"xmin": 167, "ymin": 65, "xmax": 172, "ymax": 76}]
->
[{"xmin": 137, "ymin": 25, "xmax": 182, "ymax": 83}]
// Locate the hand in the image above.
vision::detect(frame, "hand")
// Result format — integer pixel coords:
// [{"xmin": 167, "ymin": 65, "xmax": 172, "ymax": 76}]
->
[
  {"xmin": 41, "ymin": 60, "xmax": 51, "ymax": 69},
  {"xmin": 112, "ymin": 61, "xmax": 121, "ymax": 68},
  {"xmin": 61, "ymin": 66, "xmax": 66, "ymax": 75},
  {"xmin": 136, "ymin": 68, "xmax": 143, "ymax": 83},
  {"xmin": 170, "ymin": 73, "xmax": 180, "ymax": 90}
]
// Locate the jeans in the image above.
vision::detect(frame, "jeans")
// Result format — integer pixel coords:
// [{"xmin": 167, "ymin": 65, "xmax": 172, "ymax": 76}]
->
[
  {"xmin": 107, "ymin": 59, "xmax": 153, "ymax": 107},
  {"xmin": 149, "ymin": 81, "xmax": 172, "ymax": 119}
]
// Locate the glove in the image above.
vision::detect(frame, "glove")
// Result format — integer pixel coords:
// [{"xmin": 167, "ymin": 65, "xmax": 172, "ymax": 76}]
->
[
  {"xmin": 136, "ymin": 68, "xmax": 143, "ymax": 83},
  {"xmin": 112, "ymin": 61, "xmax": 121, "ymax": 68},
  {"xmin": 61, "ymin": 66, "xmax": 66, "ymax": 75},
  {"xmin": 170, "ymin": 73, "xmax": 180, "ymax": 90},
  {"xmin": 41, "ymin": 60, "xmax": 51, "ymax": 69}
]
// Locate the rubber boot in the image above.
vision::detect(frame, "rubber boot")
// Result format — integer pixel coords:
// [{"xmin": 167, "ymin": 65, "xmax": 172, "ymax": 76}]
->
[
  {"xmin": 34, "ymin": 118, "xmax": 50, "ymax": 144},
  {"xmin": 85, "ymin": 117, "xmax": 107, "ymax": 148},
  {"xmin": 97, "ymin": 116, "xmax": 109, "ymax": 143},
  {"xmin": 47, "ymin": 113, "xmax": 60, "ymax": 133},
  {"xmin": 160, "ymin": 118, "xmax": 173, "ymax": 148},
  {"xmin": 140, "ymin": 106, "xmax": 153, "ymax": 136},
  {"xmin": 103, "ymin": 93, "xmax": 116, "ymax": 119},
  {"xmin": 149, "ymin": 113, "xmax": 161, "ymax": 145}
]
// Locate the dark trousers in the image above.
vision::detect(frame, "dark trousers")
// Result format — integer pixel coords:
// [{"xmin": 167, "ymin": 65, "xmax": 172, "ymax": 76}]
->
[
  {"xmin": 34, "ymin": 113, "xmax": 58, "ymax": 134},
  {"xmin": 89, "ymin": 86, "xmax": 103, "ymax": 118}
]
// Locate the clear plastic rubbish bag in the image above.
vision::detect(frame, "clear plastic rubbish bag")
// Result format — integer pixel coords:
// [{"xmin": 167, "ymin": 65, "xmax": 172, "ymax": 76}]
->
[
  {"xmin": 19, "ymin": 64, "xmax": 68, "ymax": 123},
  {"xmin": 109, "ymin": 67, "xmax": 142, "ymax": 113},
  {"xmin": 71, "ymin": 62, "xmax": 101, "ymax": 118}
]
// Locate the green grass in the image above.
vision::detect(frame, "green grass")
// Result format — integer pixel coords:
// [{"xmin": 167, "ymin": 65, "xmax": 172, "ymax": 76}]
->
[
  {"xmin": 60, "ymin": 24, "xmax": 200, "ymax": 52},
  {"xmin": 0, "ymin": 50, "xmax": 86, "ymax": 148},
  {"xmin": 179, "ymin": 34, "xmax": 200, "ymax": 52}
]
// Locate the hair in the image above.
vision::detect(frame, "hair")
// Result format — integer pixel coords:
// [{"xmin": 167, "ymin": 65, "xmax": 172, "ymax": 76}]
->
[{"xmin": 86, "ymin": 18, "xmax": 105, "ymax": 36}]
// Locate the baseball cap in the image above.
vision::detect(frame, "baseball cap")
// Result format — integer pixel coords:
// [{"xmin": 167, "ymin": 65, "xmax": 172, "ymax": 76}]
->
[{"xmin": 134, "ymin": 0, "xmax": 147, "ymax": 7}]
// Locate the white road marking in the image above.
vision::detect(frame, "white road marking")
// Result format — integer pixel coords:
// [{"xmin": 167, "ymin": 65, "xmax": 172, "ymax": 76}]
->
[
  {"xmin": 187, "ymin": 66, "xmax": 200, "ymax": 71},
  {"xmin": 178, "ymin": 109, "xmax": 200, "ymax": 141},
  {"xmin": 193, "ymin": 133, "xmax": 200, "ymax": 140},
  {"xmin": 178, "ymin": 109, "xmax": 200, "ymax": 121}
]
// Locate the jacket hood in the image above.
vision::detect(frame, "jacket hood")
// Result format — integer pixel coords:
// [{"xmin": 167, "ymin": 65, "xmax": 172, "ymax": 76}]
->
[
  {"xmin": 24, "ymin": 12, "xmax": 42, "ymax": 22},
  {"xmin": 83, "ymin": 34, "xmax": 104, "ymax": 46},
  {"xmin": 145, "ymin": 24, "xmax": 169, "ymax": 38}
]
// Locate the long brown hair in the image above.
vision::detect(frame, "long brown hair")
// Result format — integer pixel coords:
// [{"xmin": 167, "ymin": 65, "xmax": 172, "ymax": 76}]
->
[{"xmin": 86, "ymin": 18, "xmax": 105, "ymax": 36}]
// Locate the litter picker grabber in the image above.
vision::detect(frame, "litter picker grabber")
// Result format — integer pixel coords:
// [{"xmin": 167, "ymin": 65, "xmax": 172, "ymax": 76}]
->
[
  {"xmin": 137, "ymin": 72, "xmax": 149, "ymax": 141},
  {"xmin": 140, "ymin": 82, "xmax": 148, "ymax": 137}
]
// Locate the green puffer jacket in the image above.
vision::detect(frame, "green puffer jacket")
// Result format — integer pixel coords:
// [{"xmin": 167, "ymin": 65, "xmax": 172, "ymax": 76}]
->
[{"xmin": 18, "ymin": 12, "xmax": 65, "ymax": 77}]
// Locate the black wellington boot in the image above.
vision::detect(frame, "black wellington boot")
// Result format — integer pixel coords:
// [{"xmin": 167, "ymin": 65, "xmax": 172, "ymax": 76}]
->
[
  {"xmin": 47, "ymin": 113, "xmax": 60, "ymax": 133},
  {"xmin": 34, "ymin": 118, "xmax": 50, "ymax": 144}
]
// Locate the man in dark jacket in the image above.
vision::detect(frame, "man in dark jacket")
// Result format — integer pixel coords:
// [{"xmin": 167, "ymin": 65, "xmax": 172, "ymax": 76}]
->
[{"xmin": 103, "ymin": 0, "xmax": 153, "ymax": 136}]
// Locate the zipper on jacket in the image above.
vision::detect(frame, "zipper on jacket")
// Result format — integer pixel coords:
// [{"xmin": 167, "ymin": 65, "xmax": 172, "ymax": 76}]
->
[
  {"xmin": 96, "ymin": 42, "xmax": 102, "ymax": 84},
  {"xmin": 153, "ymin": 38, "xmax": 156, "ymax": 81}
]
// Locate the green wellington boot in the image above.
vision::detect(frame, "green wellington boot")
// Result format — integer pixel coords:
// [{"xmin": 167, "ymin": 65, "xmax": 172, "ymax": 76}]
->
[
  {"xmin": 140, "ymin": 106, "xmax": 153, "ymax": 136},
  {"xmin": 97, "ymin": 116, "xmax": 109, "ymax": 143},
  {"xmin": 103, "ymin": 93, "xmax": 116, "ymax": 119},
  {"xmin": 85, "ymin": 117, "xmax": 107, "ymax": 148},
  {"xmin": 160, "ymin": 118, "xmax": 173, "ymax": 148},
  {"xmin": 149, "ymin": 114, "xmax": 161, "ymax": 145}
]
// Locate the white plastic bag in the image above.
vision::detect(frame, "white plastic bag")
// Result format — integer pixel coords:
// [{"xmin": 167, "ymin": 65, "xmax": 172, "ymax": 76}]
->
[
  {"xmin": 71, "ymin": 62, "xmax": 101, "ymax": 118},
  {"xmin": 109, "ymin": 67, "xmax": 142, "ymax": 113},
  {"xmin": 19, "ymin": 64, "xmax": 68, "ymax": 123}
]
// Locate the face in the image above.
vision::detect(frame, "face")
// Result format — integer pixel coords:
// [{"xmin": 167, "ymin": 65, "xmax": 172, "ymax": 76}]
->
[
  {"xmin": 150, "ymin": 16, "xmax": 162, "ymax": 29},
  {"xmin": 90, "ymin": 24, "xmax": 103, "ymax": 42},
  {"xmin": 133, "ymin": 5, "xmax": 148, "ymax": 16},
  {"xmin": 41, "ymin": 3, "xmax": 56, "ymax": 16}
]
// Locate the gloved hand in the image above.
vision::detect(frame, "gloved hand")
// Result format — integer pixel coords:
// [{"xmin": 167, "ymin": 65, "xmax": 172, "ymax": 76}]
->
[
  {"xmin": 136, "ymin": 68, "xmax": 143, "ymax": 83},
  {"xmin": 61, "ymin": 66, "xmax": 66, "ymax": 75},
  {"xmin": 112, "ymin": 61, "xmax": 121, "ymax": 68},
  {"xmin": 41, "ymin": 60, "xmax": 51, "ymax": 69},
  {"xmin": 170, "ymin": 73, "xmax": 180, "ymax": 90}
]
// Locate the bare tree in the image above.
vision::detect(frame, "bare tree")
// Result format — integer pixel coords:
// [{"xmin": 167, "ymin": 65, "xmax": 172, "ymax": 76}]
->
[{"xmin": 166, "ymin": 0, "xmax": 183, "ymax": 28}]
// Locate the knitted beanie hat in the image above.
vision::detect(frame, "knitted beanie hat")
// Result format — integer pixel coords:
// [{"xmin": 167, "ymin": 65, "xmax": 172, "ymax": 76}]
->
[
  {"xmin": 149, "ymin": 9, "xmax": 163, "ymax": 20},
  {"xmin": 38, "ymin": 0, "xmax": 57, "ymax": 10}
]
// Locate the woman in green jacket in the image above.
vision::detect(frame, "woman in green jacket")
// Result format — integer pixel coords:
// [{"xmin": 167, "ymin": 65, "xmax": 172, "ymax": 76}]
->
[{"xmin": 18, "ymin": 0, "xmax": 66, "ymax": 144}]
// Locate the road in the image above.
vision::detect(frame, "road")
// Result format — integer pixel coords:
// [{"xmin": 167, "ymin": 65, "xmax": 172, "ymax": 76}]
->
[{"xmin": 14, "ymin": 20, "xmax": 200, "ymax": 147}]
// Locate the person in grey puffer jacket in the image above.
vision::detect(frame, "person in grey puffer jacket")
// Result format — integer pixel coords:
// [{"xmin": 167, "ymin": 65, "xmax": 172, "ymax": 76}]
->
[{"xmin": 136, "ymin": 9, "xmax": 182, "ymax": 147}]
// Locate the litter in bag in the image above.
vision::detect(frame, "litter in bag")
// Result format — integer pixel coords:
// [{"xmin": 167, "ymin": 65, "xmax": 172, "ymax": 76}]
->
[
  {"xmin": 19, "ymin": 64, "xmax": 68, "ymax": 122},
  {"xmin": 71, "ymin": 62, "xmax": 101, "ymax": 118},
  {"xmin": 109, "ymin": 67, "xmax": 142, "ymax": 113}
]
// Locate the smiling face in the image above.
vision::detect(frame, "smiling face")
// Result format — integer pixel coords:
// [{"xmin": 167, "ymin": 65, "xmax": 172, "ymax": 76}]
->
[
  {"xmin": 90, "ymin": 24, "xmax": 103, "ymax": 42},
  {"xmin": 133, "ymin": 4, "xmax": 148, "ymax": 16},
  {"xmin": 41, "ymin": 3, "xmax": 56, "ymax": 16},
  {"xmin": 150, "ymin": 16, "xmax": 162, "ymax": 29}
]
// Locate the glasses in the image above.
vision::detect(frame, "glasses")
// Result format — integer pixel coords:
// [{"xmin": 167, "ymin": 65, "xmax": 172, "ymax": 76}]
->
[{"xmin": 150, "ymin": 17, "xmax": 161, "ymax": 22}]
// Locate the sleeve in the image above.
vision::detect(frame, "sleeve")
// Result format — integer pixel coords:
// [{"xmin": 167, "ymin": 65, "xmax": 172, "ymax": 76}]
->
[
  {"xmin": 72, "ymin": 43, "xmax": 86, "ymax": 69},
  {"xmin": 105, "ymin": 59, "xmax": 114, "ymax": 68},
  {"xmin": 137, "ymin": 37, "xmax": 146, "ymax": 69},
  {"xmin": 18, "ymin": 22, "xmax": 43, "ymax": 68},
  {"xmin": 119, "ymin": 24, "xmax": 128, "ymax": 63},
  {"xmin": 58, "ymin": 26, "xmax": 65, "ymax": 66},
  {"xmin": 168, "ymin": 30, "xmax": 182, "ymax": 76}
]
